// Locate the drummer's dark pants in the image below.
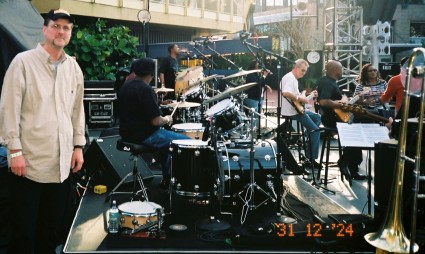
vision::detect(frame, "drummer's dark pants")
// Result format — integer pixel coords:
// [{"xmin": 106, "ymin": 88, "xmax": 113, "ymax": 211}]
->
[
  {"xmin": 142, "ymin": 128, "xmax": 191, "ymax": 179},
  {"xmin": 7, "ymin": 173, "xmax": 72, "ymax": 254}
]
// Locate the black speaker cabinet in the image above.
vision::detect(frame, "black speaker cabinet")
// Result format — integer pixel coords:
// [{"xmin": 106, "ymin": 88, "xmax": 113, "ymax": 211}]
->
[
  {"xmin": 374, "ymin": 139, "xmax": 398, "ymax": 216},
  {"xmin": 374, "ymin": 139, "xmax": 424, "ymax": 231},
  {"xmin": 83, "ymin": 135, "xmax": 154, "ymax": 188}
]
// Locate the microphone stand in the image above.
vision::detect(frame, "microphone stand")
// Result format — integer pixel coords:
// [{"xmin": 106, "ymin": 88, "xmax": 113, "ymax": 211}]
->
[
  {"xmin": 204, "ymin": 43, "xmax": 241, "ymax": 70},
  {"xmin": 241, "ymin": 39, "xmax": 268, "ymax": 139},
  {"xmin": 241, "ymin": 40, "xmax": 294, "ymax": 65}
]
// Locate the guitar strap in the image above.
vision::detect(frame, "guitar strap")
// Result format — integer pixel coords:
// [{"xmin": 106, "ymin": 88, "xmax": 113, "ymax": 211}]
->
[{"xmin": 284, "ymin": 96, "xmax": 297, "ymax": 110}]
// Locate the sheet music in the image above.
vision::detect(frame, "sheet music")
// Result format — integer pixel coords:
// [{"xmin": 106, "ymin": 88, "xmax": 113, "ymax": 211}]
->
[{"xmin": 337, "ymin": 122, "xmax": 390, "ymax": 148}]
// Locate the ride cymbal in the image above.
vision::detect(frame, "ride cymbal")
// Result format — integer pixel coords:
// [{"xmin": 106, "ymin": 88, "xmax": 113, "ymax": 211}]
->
[
  {"xmin": 203, "ymin": 82, "xmax": 257, "ymax": 104},
  {"xmin": 222, "ymin": 69, "xmax": 261, "ymax": 80}
]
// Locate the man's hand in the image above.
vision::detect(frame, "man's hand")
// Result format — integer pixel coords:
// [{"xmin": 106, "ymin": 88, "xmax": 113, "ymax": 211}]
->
[
  {"xmin": 71, "ymin": 148, "xmax": 84, "ymax": 173},
  {"xmin": 385, "ymin": 117, "xmax": 393, "ymax": 130},
  {"xmin": 10, "ymin": 153, "xmax": 27, "ymax": 177},
  {"xmin": 166, "ymin": 115, "xmax": 173, "ymax": 126}
]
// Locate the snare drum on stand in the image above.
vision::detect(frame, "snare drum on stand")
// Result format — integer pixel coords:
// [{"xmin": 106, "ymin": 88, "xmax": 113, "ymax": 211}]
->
[{"xmin": 171, "ymin": 123, "xmax": 204, "ymax": 139}]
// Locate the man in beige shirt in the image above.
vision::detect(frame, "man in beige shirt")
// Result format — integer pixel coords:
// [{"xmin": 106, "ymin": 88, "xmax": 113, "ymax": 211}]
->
[{"xmin": 0, "ymin": 9, "xmax": 85, "ymax": 253}]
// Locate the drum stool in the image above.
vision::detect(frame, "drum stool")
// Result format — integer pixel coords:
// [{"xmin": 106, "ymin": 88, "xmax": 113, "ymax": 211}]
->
[
  {"xmin": 317, "ymin": 127, "xmax": 342, "ymax": 186},
  {"xmin": 106, "ymin": 139, "xmax": 155, "ymax": 202},
  {"xmin": 280, "ymin": 116, "xmax": 307, "ymax": 161}
]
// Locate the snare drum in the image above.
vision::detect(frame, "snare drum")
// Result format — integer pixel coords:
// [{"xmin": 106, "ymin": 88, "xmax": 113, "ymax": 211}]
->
[
  {"xmin": 171, "ymin": 140, "xmax": 215, "ymax": 197},
  {"xmin": 171, "ymin": 123, "xmax": 204, "ymax": 139},
  {"xmin": 118, "ymin": 201, "xmax": 163, "ymax": 232},
  {"xmin": 206, "ymin": 99, "xmax": 243, "ymax": 134}
]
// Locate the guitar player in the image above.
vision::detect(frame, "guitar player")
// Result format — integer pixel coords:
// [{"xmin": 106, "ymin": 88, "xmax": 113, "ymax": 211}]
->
[
  {"xmin": 317, "ymin": 60, "xmax": 367, "ymax": 186},
  {"xmin": 280, "ymin": 59, "xmax": 322, "ymax": 170}
]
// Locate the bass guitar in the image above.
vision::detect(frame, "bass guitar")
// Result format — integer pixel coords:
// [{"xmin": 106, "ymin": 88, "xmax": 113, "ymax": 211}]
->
[
  {"xmin": 339, "ymin": 104, "xmax": 390, "ymax": 123},
  {"xmin": 334, "ymin": 88, "xmax": 370, "ymax": 122}
]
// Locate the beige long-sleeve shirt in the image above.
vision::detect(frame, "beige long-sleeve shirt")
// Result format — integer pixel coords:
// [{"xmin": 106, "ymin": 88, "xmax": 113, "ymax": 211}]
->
[{"xmin": 0, "ymin": 43, "xmax": 86, "ymax": 183}]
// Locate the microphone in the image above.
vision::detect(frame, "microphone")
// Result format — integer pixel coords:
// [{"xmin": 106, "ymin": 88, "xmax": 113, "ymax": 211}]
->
[{"xmin": 203, "ymin": 39, "xmax": 210, "ymax": 45}]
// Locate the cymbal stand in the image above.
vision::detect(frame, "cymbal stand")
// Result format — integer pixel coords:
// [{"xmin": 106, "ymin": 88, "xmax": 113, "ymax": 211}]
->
[
  {"xmin": 238, "ymin": 109, "xmax": 276, "ymax": 224},
  {"xmin": 193, "ymin": 42, "xmax": 217, "ymax": 75},
  {"xmin": 196, "ymin": 116, "xmax": 231, "ymax": 231}
]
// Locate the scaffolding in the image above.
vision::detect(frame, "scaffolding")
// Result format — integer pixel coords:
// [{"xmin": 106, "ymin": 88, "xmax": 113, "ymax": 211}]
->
[{"xmin": 323, "ymin": 0, "xmax": 363, "ymax": 90}]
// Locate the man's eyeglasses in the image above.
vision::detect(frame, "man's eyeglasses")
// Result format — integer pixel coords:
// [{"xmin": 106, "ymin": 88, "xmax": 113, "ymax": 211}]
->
[{"xmin": 50, "ymin": 24, "xmax": 72, "ymax": 33}]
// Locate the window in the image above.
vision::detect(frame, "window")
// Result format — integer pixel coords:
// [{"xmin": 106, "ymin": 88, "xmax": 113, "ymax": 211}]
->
[{"xmin": 410, "ymin": 22, "xmax": 425, "ymax": 37}]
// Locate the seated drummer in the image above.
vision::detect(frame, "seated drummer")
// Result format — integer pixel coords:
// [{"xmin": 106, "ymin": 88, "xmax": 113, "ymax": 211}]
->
[{"xmin": 118, "ymin": 58, "xmax": 190, "ymax": 188}]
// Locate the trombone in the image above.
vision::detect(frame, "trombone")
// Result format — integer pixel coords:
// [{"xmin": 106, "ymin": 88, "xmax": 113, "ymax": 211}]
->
[{"xmin": 364, "ymin": 48, "xmax": 425, "ymax": 253}]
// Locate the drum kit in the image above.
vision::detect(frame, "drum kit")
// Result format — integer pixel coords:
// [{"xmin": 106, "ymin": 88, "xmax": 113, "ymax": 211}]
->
[{"xmin": 112, "ymin": 66, "xmax": 280, "ymax": 236}]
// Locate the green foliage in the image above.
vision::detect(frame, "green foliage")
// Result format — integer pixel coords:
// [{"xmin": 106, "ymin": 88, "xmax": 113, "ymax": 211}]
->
[{"xmin": 66, "ymin": 19, "xmax": 142, "ymax": 80}]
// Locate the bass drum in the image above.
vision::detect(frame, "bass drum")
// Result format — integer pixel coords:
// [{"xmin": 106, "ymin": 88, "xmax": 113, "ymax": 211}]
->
[
  {"xmin": 171, "ymin": 140, "xmax": 216, "ymax": 198},
  {"xmin": 218, "ymin": 139, "xmax": 278, "ymax": 197}
]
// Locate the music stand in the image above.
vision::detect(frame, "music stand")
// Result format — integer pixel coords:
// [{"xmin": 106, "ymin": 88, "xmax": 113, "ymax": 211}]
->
[{"xmin": 337, "ymin": 122, "xmax": 390, "ymax": 215}]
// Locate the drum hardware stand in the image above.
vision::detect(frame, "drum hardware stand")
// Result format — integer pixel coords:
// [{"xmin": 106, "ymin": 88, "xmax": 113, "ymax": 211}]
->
[
  {"xmin": 197, "ymin": 117, "xmax": 231, "ymax": 231},
  {"xmin": 106, "ymin": 153, "xmax": 149, "ymax": 202},
  {"xmin": 238, "ymin": 109, "xmax": 276, "ymax": 224}
]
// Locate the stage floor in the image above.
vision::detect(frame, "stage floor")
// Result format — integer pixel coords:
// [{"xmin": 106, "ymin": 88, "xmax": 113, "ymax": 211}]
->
[{"xmin": 63, "ymin": 175, "xmax": 375, "ymax": 253}]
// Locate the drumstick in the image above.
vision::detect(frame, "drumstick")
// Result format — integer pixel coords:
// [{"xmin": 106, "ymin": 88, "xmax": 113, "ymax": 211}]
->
[{"xmin": 170, "ymin": 102, "xmax": 180, "ymax": 117}]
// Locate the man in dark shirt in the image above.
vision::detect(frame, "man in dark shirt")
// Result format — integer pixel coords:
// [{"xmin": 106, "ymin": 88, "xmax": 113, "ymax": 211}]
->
[
  {"xmin": 317, "ymin": 60, "xmax": 366, "ymax": 186},
  {"xmin": 119, "ymin": 58, "xmax": 190, "ymax": 187},
  {"xmin": 159, "ymin": 44, "xmax": 180, "ymax": 100}
]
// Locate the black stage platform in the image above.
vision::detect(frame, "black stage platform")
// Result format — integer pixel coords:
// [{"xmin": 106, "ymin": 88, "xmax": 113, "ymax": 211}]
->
[{"xmin": 63, "ymin": 175, "xmax": 375, "ymax": 253}]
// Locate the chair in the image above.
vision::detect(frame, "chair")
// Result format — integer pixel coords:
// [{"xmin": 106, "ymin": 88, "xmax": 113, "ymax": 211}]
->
[{"xmin": 106, "ymin": 139, "xmax": 156, "ymax": 202}]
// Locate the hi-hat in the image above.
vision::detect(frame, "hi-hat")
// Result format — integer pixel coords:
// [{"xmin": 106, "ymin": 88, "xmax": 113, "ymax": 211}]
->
[
  {"xmin": 222, "ymin": 69, "xmax": 261, "ymax": 80},
  {"xmin": 155, "ymin": 87, "xmax": 174, "ymax": 93},
  {"xmin": 203, "ymin": 82, "xmax": 257, "ymax": 104},
  {"xmin": 169, "ymin": 101, "xmax": 201, "ymax": 108},
  {"xmin": 176, "ymin": 66, "xmax": 203, "ymax": 81}
]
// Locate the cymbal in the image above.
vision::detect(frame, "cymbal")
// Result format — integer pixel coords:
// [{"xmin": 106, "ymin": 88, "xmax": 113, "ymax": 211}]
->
[
  {"xmin": 222, "ymin": 69, "xmax": 261, "ymax": 80},
  {"xmin": 169, "ymin": 101, "xmax": 201, "ymax": 108},
  {"xmin": 176, "ymin": 66, "xmax": 203, "ymax": 81},
  {"xmin": 185, "ymin": 74, "xmax": 218, "ymax": 91},
  {"xmin": 155, "ymin": 87, "xmax": 174, "ymax": 93},
  {"xmin": 203, "ymin": 82, "xmax": 257, "ymax": 104}
]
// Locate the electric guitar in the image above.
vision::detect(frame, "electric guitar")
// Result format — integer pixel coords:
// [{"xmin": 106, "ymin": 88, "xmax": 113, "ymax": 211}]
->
[
  {"xmin": 339, "ymin": 104, "xmax": 390, "ymax": 123},
  {"xmin": 293, "ymin": 90, "xmax": 317, "ymax": 115},
  {"xmin": 334, "ymin": 87, "xmax": 371, "ymax": 122}
]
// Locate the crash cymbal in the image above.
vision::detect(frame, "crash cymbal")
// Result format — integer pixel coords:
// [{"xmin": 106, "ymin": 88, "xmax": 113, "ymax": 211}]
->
[
  {"xmin": 155, "ymin": 87, "xmax": 174, "ymax": 93},
  {"xmin": 169, "ymin": 101, "xmax": 201, "ymax": 108},
  {"xmin": 222, "ymin": 69, "xmax": 261, "ymax": 80},
  {"xmin": 184, "ymin": 74, "xmax": 218, "ymax": 91},
  {"xmin": 176, "ymin": 66, "xmax": 203, "ymax": 81},
  {"xmin": 203, "ymin": 82, "xmax": 257, "ymax": 104}
]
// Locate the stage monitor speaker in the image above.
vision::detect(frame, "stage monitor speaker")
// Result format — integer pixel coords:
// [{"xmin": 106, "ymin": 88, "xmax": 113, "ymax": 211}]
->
[{"xmin": 83, "ymin": 135, "xmax": 154, "ymax": 188}]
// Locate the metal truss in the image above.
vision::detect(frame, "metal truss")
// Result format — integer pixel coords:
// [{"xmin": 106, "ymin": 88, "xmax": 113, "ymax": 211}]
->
[{"xmin": 323, "ymin": 0, "xmax": 363, "ymax": 90}]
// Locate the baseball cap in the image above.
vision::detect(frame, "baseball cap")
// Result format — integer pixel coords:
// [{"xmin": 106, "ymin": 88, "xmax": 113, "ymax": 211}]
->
[{"xmin": 44, "ymin": 9, "xmax": 74, "ymax": 25}]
